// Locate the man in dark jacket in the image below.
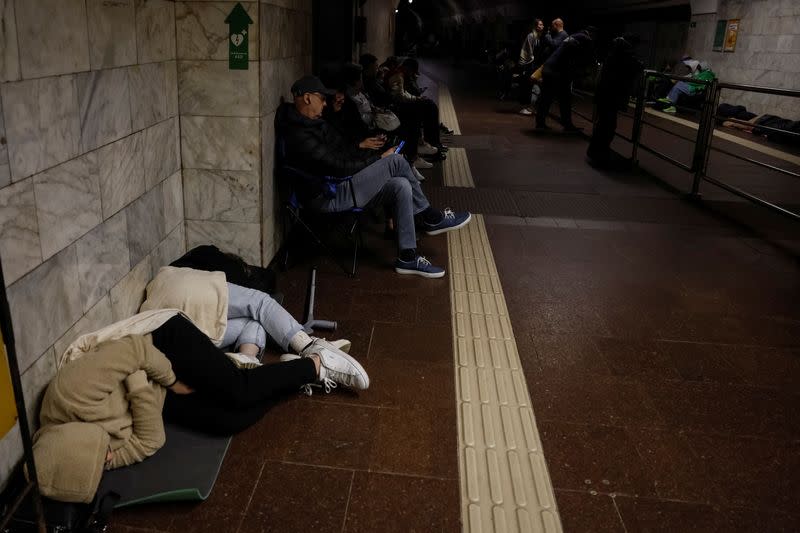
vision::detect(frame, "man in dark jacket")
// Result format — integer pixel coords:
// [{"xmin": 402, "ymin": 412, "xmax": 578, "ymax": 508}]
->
[
  {"xmin": 279, "ymin": 75, "xmax": 472, "ymax": 279},
  {"xmin": 587, "ymin": 33, "xmax": 643, "ymax": 168},
  {"xmin": 535, "ymin": 26, "xmax": 596, "ymax": 131}
]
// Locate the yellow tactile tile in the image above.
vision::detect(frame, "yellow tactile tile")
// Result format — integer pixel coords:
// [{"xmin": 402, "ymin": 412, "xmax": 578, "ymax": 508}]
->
[
  {"xmin": 449, "ymin": 215, "xmax": 563, "ymax": 533},
  {"xmin": 443, "ymin": 147, "xmax": 476, "ymax": 187},
  {"xmin": 439, "ymin": 84, "xmax": 463, "ymax": 135}
]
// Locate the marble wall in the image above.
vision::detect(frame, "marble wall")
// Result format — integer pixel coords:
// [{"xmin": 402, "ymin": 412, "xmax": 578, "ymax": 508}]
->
[
  {"xmin": 360, "ymin": 0, "xmax": 396, "ymax": 64},
  {"xmin": 0, "ymin": 0, "xmax": 184, "ymax": 488},
  {"xmin": 686, "ymin": 0, "xmax": 800, "ymax": 119}
]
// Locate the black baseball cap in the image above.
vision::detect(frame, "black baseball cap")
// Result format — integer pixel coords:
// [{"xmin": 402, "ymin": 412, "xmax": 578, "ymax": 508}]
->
[{"xmin": 291, "ymin": 75, "xmax": 336, "ymax": 97}]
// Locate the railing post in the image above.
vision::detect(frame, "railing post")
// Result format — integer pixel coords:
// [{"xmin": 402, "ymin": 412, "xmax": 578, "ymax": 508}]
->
[
  {"xmin": 630, "ymin": 71, "xmax": 648, "ymax": 166},
  {"xmin": 689, "ymin": 78, "xmax": 720, "ymax": 198}
]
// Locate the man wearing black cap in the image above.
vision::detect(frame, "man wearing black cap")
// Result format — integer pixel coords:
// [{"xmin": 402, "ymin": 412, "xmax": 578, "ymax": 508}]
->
[{"xmin": 278, "ymin": 75, "xmax": 471, "ymax": 279}]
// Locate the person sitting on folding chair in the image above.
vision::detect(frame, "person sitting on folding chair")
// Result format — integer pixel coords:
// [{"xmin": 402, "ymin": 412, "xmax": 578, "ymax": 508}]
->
[{"xmin": 280, "ymin": 75, "xmax": 472, "ymax": 279}]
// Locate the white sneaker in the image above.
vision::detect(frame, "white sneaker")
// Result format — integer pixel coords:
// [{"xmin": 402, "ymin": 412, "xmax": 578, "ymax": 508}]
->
[
  {"xmin": 226, "ymin": 352, "xmax": 262, "ymax": 369},
  {"xmin": 519, "ymin": 107, "xmax": 533, "ymax": 116},
  {"xmin": 280, "ymin": 338, "xmax": 351, "ymax": 362},
  {"xmin": 414, "ymin": 157, "xmax": 433, "ymax": 169},
  {"xmin": 417, "ymin": 142, "xmax": 439, "ymax": 156},
  {"xmin": 288, "ymin": 338, "xmax": 369, "ymax": 394},
  {"xmin": 412, "ymin": 167, "xmax": 426, "ymax": 182}
]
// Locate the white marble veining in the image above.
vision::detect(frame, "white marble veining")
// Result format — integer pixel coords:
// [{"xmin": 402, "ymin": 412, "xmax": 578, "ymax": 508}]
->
[
  {"xmin": 110, "ymin": 255, "xmax": 152, "ymax": 322},
  {"xmin": 151, "ymin": 223, "xmax": 186, "ymax": 278},
  {"xmin": 129, "ymin": 62, "xmax": 168, "ymax": 131},
  {"xmin": 7, "ymin": 245, "xmax": 82, "ymax": 371},
  {"xmin": 176, "ymin": 2, "xmax": 258, "ymax": 61},
  {"xmin": 0, "ymin": 179, "xmax": 41, "ymax": 286},
  {"xmin": 184, "ymin": 168, "xmax": 259, "ymax": 223},
  {"xmin": 1, "ymin": 76, "xmax": 81, "ymax": 181},
  {"xmin": 76, "ymin": 211, "xmax": 130, "ymax": 313},
  {"xmin": 34, "ymin": 153, "xmax": 103, "ymax": 260},
  {"xmin": 20, "ymin": 346, "xmax": 56, "ymax": 430},
  {"xmin": 97, "ymin": 133, "xmax": 146, "ymax": 219},
  {"xmin": 87, "ymin": 0, "xmax": 137, "ymax": 69},
  {"xmin": 53, "ymin": 296, "xmax": 113, "ymax": 364},
  {"xmin": 165, "ymin": 60, "xmax": 179, "ymax": 117},
  {"xmin": 15, "ymin": 0, "xmax": 90, "ymax": 78},
  {"xmin": 136, "ymin": 0, "xmax": 177, "ymax": 63},
  {"xmin": 143, "ymin": 117, "xmax": 180, "ymax": 190},
  {"xmin": 162, "ymin": 170, "xmax": 184, "ymax": 233},
  {"xmin": 178, "ymin": 60, "xmax": 260, "ymax": 117},
  {"xmin": 181, "ymin": 116, "xmax": 259, "ymax": 170},
  {"xmin": 261, "ymin": 56, "xmax": 305, "ymax": 115},
  {"xmin": 126, "ymin": 185, "xmax": 165, "ymax": 266},
  {"xmin": 186, "ymin": 220, "xmax": 260, "ymax": 266},
  {"xmin": 77, "ymin": 68, "xmax": 132, "ymax": 153},
  {"xmin": 0, "ymin": 0, "xmax": 19, "ymax": 82}
]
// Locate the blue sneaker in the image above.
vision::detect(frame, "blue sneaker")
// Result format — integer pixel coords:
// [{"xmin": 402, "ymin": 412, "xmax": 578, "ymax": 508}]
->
[
  {"xmin": 394, "ymin": 255, "xmax": 445, "ymax": 278},
  {"xmin": 423, "ymin": 208, "xmax": 472, "ymax": 236}
]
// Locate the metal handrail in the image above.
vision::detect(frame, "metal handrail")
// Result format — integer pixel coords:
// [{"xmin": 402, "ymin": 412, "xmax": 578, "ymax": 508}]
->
[{"xmin": 625, "ymin": 70, "xmax": 800, "ymax": 221}]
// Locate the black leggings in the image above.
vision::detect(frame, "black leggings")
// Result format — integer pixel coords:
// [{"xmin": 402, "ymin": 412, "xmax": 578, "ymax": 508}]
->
[{"xmin": 151, "ymin": 315, "xmax": 316, "ymax": 435}]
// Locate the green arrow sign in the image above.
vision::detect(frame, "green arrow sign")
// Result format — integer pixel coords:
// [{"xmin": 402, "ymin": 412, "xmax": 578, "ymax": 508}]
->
[{"xmin": 225, "ymin": 2, "xmax": 253, "ymax": 70}]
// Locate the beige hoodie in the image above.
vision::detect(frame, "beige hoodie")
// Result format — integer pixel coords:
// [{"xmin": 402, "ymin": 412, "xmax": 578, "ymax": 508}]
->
[{"xmin": 35, "ymin": 335, "xmax": 176, "ymax": 503}]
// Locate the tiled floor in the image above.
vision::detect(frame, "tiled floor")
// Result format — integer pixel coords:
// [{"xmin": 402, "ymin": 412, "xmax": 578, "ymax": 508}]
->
[{"xmin": 108, "ymin": 60, "xmax": 800, "ymax": 532}]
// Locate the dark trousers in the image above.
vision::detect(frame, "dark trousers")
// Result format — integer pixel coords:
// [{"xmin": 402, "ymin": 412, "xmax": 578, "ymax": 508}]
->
[
  {"xmin": 587, "ymin": 99, "xmax": 619, "ymax": 161},
  {"xmin": 392, "ymin": 103, "xmax": 421, "ymax": 159},
  {"xmin": 397, "ymin": 99, "xmax": 440, "ymax": 147},
  {"xmin": 536, "ymin": 69, "xmax": 574, "ymax": 128},
  {"xmin": 151, "ymin": 315, "xmax": 316, "ymax": 435},
  {"xmin": 517, "ymin": 65, "xmax": 534, "ymax": 106}
]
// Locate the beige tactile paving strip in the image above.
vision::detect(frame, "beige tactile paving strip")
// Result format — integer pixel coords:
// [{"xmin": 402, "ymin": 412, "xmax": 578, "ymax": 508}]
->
[
  {"xmin": 439, "ymin": 84, "xmax": 463, "ymax": 135},
  {"xmin": 448, "ymin": 215, "xmax": 563, "ymax": 533},
  {"xmin": 443, "ymin": 147, "xmax": 476, "ymax": 188}
]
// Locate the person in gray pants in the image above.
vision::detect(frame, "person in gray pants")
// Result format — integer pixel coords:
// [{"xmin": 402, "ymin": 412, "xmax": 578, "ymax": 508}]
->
[{"xmin": 281, "ymin": 75, "xmax": 472, "ymax": 278}]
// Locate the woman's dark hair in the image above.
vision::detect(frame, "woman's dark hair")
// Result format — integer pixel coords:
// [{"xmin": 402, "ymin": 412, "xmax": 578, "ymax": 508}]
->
[
  {"xmin": 359, "ymin": 53, "xmax": 378, "ymax": 69},
  {"xmin": 401, "ymin": 57, "xmax": 419, "ymax": 74},
  {"xmin": 342, "ymin": 63, "xmax": 363, "ymax": 86}
]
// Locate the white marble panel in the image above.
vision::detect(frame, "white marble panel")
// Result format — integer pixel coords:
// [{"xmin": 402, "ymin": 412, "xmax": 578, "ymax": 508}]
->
[
  {"xmin": 0, "ymin": 96, "xmax": 10, "ymax": 188},
  {"xmin": 20, "ymin": 347, "xmax": 56, "ymax": 430},
  {"xmin": 0, "ymin": 425, "xmax": 21, "ymax": 490},
  {"xmin": 162, "ymin": 170, "xmax": 184, "ymax": 233},
  {"xmin": 136, "ymin": 0, "xmax": 177, "ymax": 63},
  {"xmin": 110, "ymin": 255, "xmax": 152, "ymax": 321},
  {"xmin": 151, "ymin": 223, "xmax": 186, "ymax": 278},
  {"xmin": 260, "ymin": 4, "xmax": 287, "ymax": 61},
  {"xmin": 143, "ymin": 118, "xmax": 180, "ymax": 190},
  {"xmin": 176, "ymin": 2, "xmax": 258, "ymax": 61},
  {"xmin": 34, "ymin": 153, "xmax": 103, "ymax": 260},
  {"xmin": 181, "ymin": 116, "xmax": 259, "ymax": 170},
  {"xmin": 76, "ymin": 211, "xmax": 130, "ymax": 313},
  {"xmin": 186, "ymin": 220, "xmax": 260, "ymax": 266},
  {"xmin": 178, "ymin": 60, "xmax": 259, "ymax": 116},
  {"xmin": 0, "ymin": 179, "xmax": 41, "ymax": 286},
  {"xmin": 15, "ymin": 0, "xmax": 90, "ymax": 78},
  {"xmin": 53, "ymin": 296, "xmax": 113, "ymax": 365},
  {"xmin": 97, "ymin": 133, "xmax": 146, "ymax": 219},
  {"xmin": 0, "ymin": 0, "xmax": 19, "ymax": 82},
  {"xmin": 1, "ymin": 76, "xmax": 81, "ymax": 181},
  {"xmin": 7, "ymin": 245, "xmax": 82, "ymax": 370},
  {"xmin": 126, "ymin": 185, "xmax": 165, "ymax": 266},
  {"xmin": 184, "ymin": 168, "xmax": 259, "ymax": 223},
  {"xmin": 129, "ymin": 63, "xmax": 168, "ymax": 131},
  {"xmin": 77, "ymin": 68, "xmax": 132, "ymax": 153},
  {"xmin": 87, "ymin": 0, "xmax": 137, "ymax": 69},
  {"xmin": 165, "ymin": 60, "xmax": 179, "ymax": 117}
]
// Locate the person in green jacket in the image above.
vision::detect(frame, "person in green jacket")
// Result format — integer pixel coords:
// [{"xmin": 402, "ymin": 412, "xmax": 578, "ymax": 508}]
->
[{"xmin": 658, "ymin": 65, "xmax": 716, "ymax": 114}]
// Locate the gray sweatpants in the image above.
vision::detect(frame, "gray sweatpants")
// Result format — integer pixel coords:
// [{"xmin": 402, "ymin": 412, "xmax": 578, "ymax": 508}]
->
[
  {"xmin": 222, "ymin": 282, "xmax": 304, "ymax": 352},
  {"xmin": 311, "ymin": 154, "xmax": 430, "ymax": 252}
]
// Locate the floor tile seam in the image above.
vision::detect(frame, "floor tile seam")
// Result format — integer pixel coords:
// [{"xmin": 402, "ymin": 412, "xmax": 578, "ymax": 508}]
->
[
  {"xmin": 277, "ymin": 459, "xmax": 460, "ymax": 481},
  {"xmin": 449, "ymin": 216, "xmax": 564, "ymax": 532},
  {"xmin": 339, "ymin": 470, "xmax": 356, "ymax": 533},
  {"xmin": 234, "ymin": 460, "xmax": 269, "ymax": 533}
]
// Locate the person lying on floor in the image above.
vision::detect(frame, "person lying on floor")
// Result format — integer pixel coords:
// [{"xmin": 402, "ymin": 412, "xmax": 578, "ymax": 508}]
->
[
  {"xmin": 34, "ymin": 313, "xmax": 368, "ymax": 504},
  {"xmin": 279, "ymin": 75, "xmax": 472, "ymax": 279},
  {"xmin": 138, "ymin": 264, "xmax": 354, "ymax": 373}
]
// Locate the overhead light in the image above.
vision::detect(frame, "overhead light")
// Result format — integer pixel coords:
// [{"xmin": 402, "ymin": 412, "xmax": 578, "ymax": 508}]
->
[
  {"xmin": 395, "ymin": 8, "xmax": 398, "ymax": 12},
  {"xmin": 408, "ymin": 0, "xmax": 413, "ymax": 3}
]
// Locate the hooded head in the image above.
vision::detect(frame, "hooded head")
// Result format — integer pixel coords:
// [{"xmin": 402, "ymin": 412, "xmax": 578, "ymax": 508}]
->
[{"xmin": 33, "ymin": 422, "xmax": 109, "ymax": 503}]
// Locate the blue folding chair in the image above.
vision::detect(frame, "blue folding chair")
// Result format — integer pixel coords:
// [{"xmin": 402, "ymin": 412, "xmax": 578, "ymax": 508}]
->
[{"xmin": 274, "ymin": 111, "xmax": 364, "ymax": 277}]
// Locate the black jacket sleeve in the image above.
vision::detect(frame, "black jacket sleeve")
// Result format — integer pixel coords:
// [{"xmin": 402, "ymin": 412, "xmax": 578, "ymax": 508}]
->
[{"xmin": 293, "ymin": 127, "xmax": 380, "ymax": 178}]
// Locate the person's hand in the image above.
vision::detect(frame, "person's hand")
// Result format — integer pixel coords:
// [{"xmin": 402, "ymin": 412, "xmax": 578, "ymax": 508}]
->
[
  {"xmin": 359, "ymin": 136, "xmax": 386, "ymax": 150},
  {"xmin": 381, "ymin": 146, "xmax": 398, "ymax": 158},
  {"xmin": 169, "ymin": 380, "xmax": 195, "ymax": 395}
]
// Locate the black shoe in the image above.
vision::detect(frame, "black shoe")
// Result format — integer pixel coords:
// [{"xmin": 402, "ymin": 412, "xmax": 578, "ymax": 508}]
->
[
  {"xmin": 436, "ymin": 145, "xmax": 449, "ymax": 153},
  {"xmin": 534, "ymin": 123, "xmax": 551, "ymax": 131},
  {"xmin": 562, "ymin": 124, "xmax": 583, "ymax": 133},
  {"xmin": 439, "ymin": 123, "xmax": 454, "ymax": 135}
]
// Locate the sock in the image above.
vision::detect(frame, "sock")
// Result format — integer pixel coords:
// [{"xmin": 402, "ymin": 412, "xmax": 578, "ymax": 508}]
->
[
  {"xmin": 420, "ymin": 207, "xmax": 443, "ymax": 225},
  {"xmin": 399, "ymin": 248, "xmax": 417, "ymax": 262},
  {"xmin": 289, "ymin": 330, "xmax": 314, "ymax": 353}
]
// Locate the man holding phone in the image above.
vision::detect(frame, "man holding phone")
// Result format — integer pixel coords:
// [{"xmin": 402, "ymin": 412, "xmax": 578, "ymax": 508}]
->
[{"xmin": 280, "ymin": 75, "xmax": 472, "ymax": 278}]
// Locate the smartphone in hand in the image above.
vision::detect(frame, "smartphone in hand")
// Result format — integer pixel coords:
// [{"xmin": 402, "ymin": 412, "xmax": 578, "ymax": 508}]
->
[{"xmin": 395, "ymin": 140, "xmax": 406, "ymax": 154}]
